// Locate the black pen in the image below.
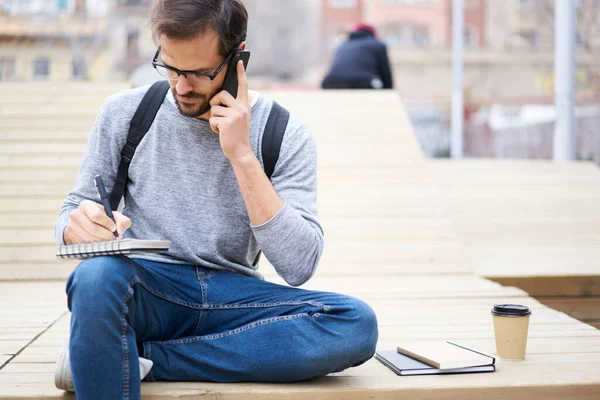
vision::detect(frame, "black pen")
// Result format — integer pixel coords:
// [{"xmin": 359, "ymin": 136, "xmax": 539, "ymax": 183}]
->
[{"xmin": 94, "ymin": 175, "xmax": 119, "ymax": 238}]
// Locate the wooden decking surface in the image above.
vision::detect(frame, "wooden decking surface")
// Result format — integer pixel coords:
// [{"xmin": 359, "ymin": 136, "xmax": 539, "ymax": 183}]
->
[
  {"xmin": 1, "ymin": 83, "xmax": 599, "ymax": 399},
  {"xmin": 430, "ymin": 159, "xmax": 600, "ymax": 329},
  {"xmin": 430, "ymin": 159, "xmax": 600, "ymax": 280}
]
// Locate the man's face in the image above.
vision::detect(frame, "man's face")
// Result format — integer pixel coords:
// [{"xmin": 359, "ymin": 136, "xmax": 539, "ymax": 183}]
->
[{"xmin": 159, "ymin": 32, "xmax": 228, "ymax": 119}]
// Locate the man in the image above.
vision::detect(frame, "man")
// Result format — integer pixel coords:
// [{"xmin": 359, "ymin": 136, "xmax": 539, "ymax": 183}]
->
[
  {"xmin": 322, "ymin": 23, "xmax": 393, "ymax": 90},
  {"xmin": 54, "ymin": 0, "xmax": 378, "ymax": 398}
]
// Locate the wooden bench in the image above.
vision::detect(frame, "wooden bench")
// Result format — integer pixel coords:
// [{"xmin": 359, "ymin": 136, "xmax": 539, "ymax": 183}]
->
[{"xmin": 1, "ymin": 84, "xmax": 599, "ymax": 399}]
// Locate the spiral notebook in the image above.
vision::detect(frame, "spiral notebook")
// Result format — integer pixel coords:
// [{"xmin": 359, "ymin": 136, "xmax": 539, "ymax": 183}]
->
[{"xmin": 57, "ymin": 239, "xmax": 171, "ymax": 260}]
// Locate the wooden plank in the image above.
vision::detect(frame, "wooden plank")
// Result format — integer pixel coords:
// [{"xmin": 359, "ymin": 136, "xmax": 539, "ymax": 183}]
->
[
  {"xmin": 0, "ymin": 143, "xmax": 86, "ymax": 155},
  {"xmin": 3, "ymin": 353, "xmax": 600, "ymax": 399},
  {"xmin": 0, "ymin": 198, "xmax": 65, "ymax": 212},
  {"xmin": 0, "ymin": 214, "xmax": 59, "ymax": 228},
  {"xmin": 0, "ymin": 155, "xmax": 84, "ymax": 168},
  {"xmin": 0, "ymin": 330, "xmax": 46, "ymax": 341},
  {"xmin": 0, "ymin": 262, "xmax": 78, "ymax": 280},
  {"xmin": 0, "ymin": 109, "xmax": 98, "ymax": 118},
  {"xmin": 536, "ymin": 297, "xmax": 600, "ymax": 321},
  {"xmin": 489, "ymin": 277, "xmax": 600, "ymax": 297},
  {"xmin": 0, "ymin": 121, "xmax": 93, "ymax": 131},
  {"xmin": 0, "ymin": 132, "xmax": 89, "ymax": 140},
  {"xmin": 0, "ymin": 382, "xmax": 598, "ymax": 400},
  {"xmin": 0, "ymin": 339, "xmax": 30, "ymax": 352},
  {"xmin": 0, "ymin": 168, "xmax": 78, "ymax": 182},
  {"xmin": 467, "ymin": 246, "xmax": 600, "ymax": 279},
  {"xmin": 0, "ymin": 282, "xmax": 66, "ymax": 301}
]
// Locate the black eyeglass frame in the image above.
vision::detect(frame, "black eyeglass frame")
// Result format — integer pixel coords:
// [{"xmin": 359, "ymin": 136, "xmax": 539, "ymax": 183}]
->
[{"xmin": 151, "ymin": 47, "xmax": 236, "ymax": 82}]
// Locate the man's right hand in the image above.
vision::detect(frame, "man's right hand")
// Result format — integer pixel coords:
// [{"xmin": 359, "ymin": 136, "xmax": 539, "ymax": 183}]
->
[{"xmin": 63, "ymin": 200, "xmax": 132, "ymax": 244}]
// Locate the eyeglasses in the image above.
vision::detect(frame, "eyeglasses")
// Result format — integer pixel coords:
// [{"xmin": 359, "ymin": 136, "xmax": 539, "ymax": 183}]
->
[{"xmin": 151, "ymin": 47, "xmax": 235, "ymax": 87}]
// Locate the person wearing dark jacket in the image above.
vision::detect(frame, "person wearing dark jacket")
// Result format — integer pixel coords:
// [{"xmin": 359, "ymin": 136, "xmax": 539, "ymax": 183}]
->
[{"xmin": 322, "ymin": 23, "xmax": 393, "ymax": 89}]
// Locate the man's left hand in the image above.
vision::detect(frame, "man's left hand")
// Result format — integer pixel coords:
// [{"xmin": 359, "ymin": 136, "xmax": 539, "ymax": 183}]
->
[{"xmin": 209, "ymin": 60, "xmax": 253, "ymax": 162}]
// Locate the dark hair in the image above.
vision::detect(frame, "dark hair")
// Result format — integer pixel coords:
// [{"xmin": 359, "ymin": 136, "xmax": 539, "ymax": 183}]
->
[{"xmin": 150, "ymin": 0, "xmax": 248, "ymax": 57}]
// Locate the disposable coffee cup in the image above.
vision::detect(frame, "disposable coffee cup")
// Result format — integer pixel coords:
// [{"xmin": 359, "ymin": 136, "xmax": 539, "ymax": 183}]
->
[{"xmin": 491, "ymin": 304, "xmax": 531, "ymax": 360}]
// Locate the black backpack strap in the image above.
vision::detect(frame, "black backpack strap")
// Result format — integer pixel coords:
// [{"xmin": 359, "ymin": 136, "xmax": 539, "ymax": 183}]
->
[
  {"xmin": 109, "ymin": 80, "xmax": 170, "ymax": 210},
  {"xmin": 253, "ymin": 101, "xmax": 290, "ymax": 267},
  {"xmin": 262, "ymin": 101, "xmax": 290, "ymax": 180}
]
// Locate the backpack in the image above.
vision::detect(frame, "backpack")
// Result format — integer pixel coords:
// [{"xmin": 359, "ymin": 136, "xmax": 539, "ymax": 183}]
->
[{"xmin": 109, "ymin": 80, "xmax": 290, "ymax": 210}]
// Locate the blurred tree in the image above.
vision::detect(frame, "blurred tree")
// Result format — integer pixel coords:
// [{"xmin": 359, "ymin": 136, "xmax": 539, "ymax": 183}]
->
[{"xmin": 537, "ymin": 0, "xmax": 599, "ymax": 53}]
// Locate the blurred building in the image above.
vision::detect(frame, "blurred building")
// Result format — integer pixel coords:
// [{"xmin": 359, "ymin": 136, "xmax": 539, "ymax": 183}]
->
[
  {"xmin": 321, "ymin": 0, "xmax": 487, "ymax": 52},
  {"xmin": 115, "ymin": 0, "xmax": 324, "ymax": 85},
  {"xmin": 319, "ymin": 0, "xmax": 599, "ymax": 160},
  {"xmin": 321, "ymin": 0, "xmax": 599, "ymax": 105},
  {"xmin": 321, "ymin": 0, "xmax": 364, "ymax": 52},
  {"xmin": 109, "ymin": 0, "xmax": 156, "ymax": 80},
  {"xmin": 364, "ymin": 0, "xmax": 452, "ymax": 50},
  {"xmin": 322, "ymin": 0, "xmax": 600, "ymax": 54},
  {"xmin": 0, "ymin": 0, "xmax": 323, "ymax": 84},
  {"xmin": 463, "ymin": 0, "xmax": 486, "ymax": 49},
  {"xmin": 0, "ymin": 0, "xmax": 112, "ymax": 81},
  {"xmin": 243, "ymin": 0, "xmax": 321, "ymax": 83},
  {"xmin": 0, "ymin": 0, "xmax": 165, "ymax": 82}
]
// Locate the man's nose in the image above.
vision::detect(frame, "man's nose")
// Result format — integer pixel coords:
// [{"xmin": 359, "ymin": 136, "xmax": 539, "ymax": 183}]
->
[{"xmin": 175, "ymin": 75, "xmax": 193, "ymax": 95}]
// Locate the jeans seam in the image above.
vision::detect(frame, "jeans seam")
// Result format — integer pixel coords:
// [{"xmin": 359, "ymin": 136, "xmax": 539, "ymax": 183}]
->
[
  {"xmin": 193, "ymin": 279, "xmax": 209, "ymax": 335},
  {"xmin": 161, "ymin": 314, "xmax": 307, "ymax": 344},
  {"xmin": 143, "ymin": 342, "xmax": 154, "ymax": 382},
  {"xmin": 121, "ymin": 281, "xmax": 136, "ymax": 400},
  {"xmin": 205, "ymin": 300, "xmax": 325, "ymax": 310}
]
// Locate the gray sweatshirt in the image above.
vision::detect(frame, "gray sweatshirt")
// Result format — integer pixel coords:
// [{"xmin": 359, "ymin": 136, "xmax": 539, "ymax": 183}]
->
[{"xmin": 55, "ymin": 85, "xmax": 324, "ymax": 286}]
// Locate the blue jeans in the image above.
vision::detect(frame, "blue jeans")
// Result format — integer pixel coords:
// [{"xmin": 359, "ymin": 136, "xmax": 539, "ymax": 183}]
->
[{"xmin": 66, "ymin": 256, "xmax": 378, "ymax": 399}]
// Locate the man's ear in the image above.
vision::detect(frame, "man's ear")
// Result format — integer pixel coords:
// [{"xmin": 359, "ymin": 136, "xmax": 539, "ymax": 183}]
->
[{"xmin": 237, "ymin": 41, "xmax": 246, "ymax": 51}]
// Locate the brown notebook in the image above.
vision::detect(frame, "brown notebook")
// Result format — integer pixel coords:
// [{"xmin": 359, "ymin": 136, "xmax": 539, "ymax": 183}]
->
[{"xmin": 396, "ymin": 341, "xmax": 495, "ymax": 370}]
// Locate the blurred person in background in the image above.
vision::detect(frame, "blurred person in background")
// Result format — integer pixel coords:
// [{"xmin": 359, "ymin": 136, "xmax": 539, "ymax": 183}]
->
[{"xmin": 321, "ymin": 23, "xmax": 393, "ymax": 90}]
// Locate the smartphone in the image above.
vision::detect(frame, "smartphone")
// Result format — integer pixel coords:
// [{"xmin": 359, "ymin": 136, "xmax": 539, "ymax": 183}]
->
[{"xmin": 221, "ymin": 50, "xmax": 251, "ymax": 99}]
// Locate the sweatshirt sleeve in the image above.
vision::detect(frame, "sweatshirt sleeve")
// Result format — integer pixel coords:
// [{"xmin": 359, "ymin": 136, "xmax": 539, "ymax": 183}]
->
[
  {"xmin": 251, "ymin": 120, "xmax": 324, "ymax": 287},
  {"xmin": 54, "ymin": 96, "xmax": 130, "ymax": 245},
  {"xmin": 377, "ymin": 44, "xmax": 393, "ymax": 89}
]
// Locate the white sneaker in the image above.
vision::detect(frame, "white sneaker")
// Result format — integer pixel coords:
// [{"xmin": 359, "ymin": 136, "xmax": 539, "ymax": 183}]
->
[{"xmin": 55, "ymin": 342, "xmax": 154, "ymax": 391}]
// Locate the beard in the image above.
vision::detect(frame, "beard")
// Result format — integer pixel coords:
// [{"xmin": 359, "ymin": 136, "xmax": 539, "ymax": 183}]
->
[{"xmin": 171, "ymin": 87, "xmax": 218, "ymax": 119}]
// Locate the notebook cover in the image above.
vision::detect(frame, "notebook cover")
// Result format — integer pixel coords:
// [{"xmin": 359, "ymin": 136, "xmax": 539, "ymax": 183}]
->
[
  {"xmin": 375, "ymin": 350, "xmax": 495, "ymax": 376},
  {"xmin": 396, "ymin": 341, "xmax": 495, "ymax": 369}
]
